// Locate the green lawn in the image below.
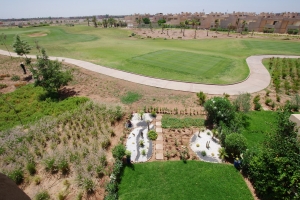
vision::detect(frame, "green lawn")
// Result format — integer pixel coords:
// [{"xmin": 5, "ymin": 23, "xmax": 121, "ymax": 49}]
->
[
  {"xmin": 161, "ymin": 114, "xmax": 205, "ymax": 128},
  {"xmin": 1, "ymin": 26, "xmax": 300, "ymax": 84},
  {"xmin": 241, "ymin": 111, "xmax": 277, "ymax": 148},
  {"xmin": 118, "ymin": 161, "xmax": 253, "ymax": 200},
  {"xmin": 0, "ymin": 84, "xmax": 88, "ymax": 130}
]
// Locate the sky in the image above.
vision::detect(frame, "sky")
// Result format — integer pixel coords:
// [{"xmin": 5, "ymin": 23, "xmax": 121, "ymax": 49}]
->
[{"xmin": 0, "ymin": 0, "xmax": 299, "ymax": 19}]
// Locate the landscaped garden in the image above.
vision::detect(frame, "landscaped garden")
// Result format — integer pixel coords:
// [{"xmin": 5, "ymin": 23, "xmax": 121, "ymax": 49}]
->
[{"xmin": 1, "ymin": 25, "xmax": 300, "ymax": 200}]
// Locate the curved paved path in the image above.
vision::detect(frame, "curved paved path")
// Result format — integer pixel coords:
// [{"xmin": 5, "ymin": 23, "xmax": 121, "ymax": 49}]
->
[{"xmin": 1, "ymin": 49, "xmax": 299, "ymax": 95}]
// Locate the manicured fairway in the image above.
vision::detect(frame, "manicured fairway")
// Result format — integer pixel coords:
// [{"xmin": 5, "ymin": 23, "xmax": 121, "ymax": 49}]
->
[
  {"xmin": 118, "ymin": 161, "xmax": 253, "ymax": 200},
  {"xmin": 129, "ymin": 50, "xmax": 235, "ymax": 83},
  {"xmin": 1, "ymin": 26, "xmax": 300, "ymax": 84}
]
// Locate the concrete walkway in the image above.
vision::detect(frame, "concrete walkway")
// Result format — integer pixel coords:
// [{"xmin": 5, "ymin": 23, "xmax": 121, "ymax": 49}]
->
[{"xmin": 1, "ymin": 49, "xmax": 299, "ymax": 95}]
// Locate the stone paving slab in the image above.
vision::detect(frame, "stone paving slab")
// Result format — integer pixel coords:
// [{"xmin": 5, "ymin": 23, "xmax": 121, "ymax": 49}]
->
[
  {"xmin": 156, "ymin": 140, "xmax": 163, "ymax": 145},
  {"xmin": 156, "ymin": 121, "xmax": 162, "ymax": 126},
  {"xmin": 1, "ymin": 50, "xmax": 297, "ymax": 94},
  {"xmin": 156, "ymin": 127, "xmax": 163, "ymax": 133},
  {"xmin": 155, "ymin": 144, "xmax": 163, "ymax": 150},
  {"xmin": 156, "ymin": 152, "xmax": 164, "ymax": 160},
  {"xmin": 156, "ymin": 135, "xmax": 163, "ymax": 141},
  {"xmin": 156, "ymin": 115, "xmax": 162, "ymax": 120}
]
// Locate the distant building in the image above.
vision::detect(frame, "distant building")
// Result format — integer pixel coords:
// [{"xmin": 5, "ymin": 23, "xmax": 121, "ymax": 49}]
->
[{"xmin": 125, "ymin": 11, "xmax": 300, "ymax": 33}]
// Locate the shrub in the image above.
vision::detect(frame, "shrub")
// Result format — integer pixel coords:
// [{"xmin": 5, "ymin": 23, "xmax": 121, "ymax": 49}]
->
[
  {"xmin": 125, "ymin": 150, "xmax": 131, "ymax": 158},
  {"xmin": 112, "ymin": 159, "xmax": 123, "ymax": 175},
  {"xmin": 254, "ymin": 102, "xmax": 261, "ymax": 111},
  {"xmin": 233, "ymin": 93, "xmax": 251, "ymax": 112},
  {"xmin": 141, "ymin": 149, "xmax": 146, "ymax": 156},
  {"xmin": 58, "ymin": 192, "xmax": 67, "ymax": 200},
  {"xmin": 225, "ymin": 133, "xmax": 247, "ymax": 158},
  {"xmin": 150, "ymin": 111, "xmax": 157, "ymax": 118},
  {"xmin": 0, "ymin": 83, "xmax": 8, "ymax": 89},
  {"xmin": 201, "ymin": 151, "xmax": 206, "ymax": 156},
  {"xmin": 76, "ymin": 192, "xmax": 83, "ymax": 200},
  {"xmin": 43, "ymin": 157, "xmax": 57, "ymax": 173},
  {"xmin": 148, "ymin": 130, "xmax": 158, "ymax": 140},
  {"xmin": 112, "ymin": 144, "xmax": 126, "ymax": 160},
  {"xmin": 196, "ymin": 91, "xmax": 206, "ymax": 105},
  {"xmin": 11, "ymin": 75, "xmax": 20, "ymax": 81},
  {"xmin": 223, "ymin": 93, "xmax": 230, "ymax": 99},
  {"xmin": 26, "ymin": 162, "xmax": 36, "ymax": 175},
  {"xmin": 8, "ymin": 168, "xmax": 24, "ymax": 184},
  {"xmin": 253, "ymin": 94, "xmax": 260, "ymax": 104},
  {"xmin": 290, "ymin": 94, "xmax": 300, "ymax": 111},
  {"xmin": 276, "ymin": 95, "xmax": 281, "ymax": 102},
  {"xmin": 139, "ymin": 140, "xmax": 145, "ymax": 147},
  {"xmin": 196, "ymin": 144, "xmax": 200, "ymax": 147},
  {"xmin": 101, "ymin": 137, "xmax": 111, "ymax": 149},
  {"xmin": 34, "ymin": 176, "xmax": 41, "ymax": 185},
  {"xmin": 57, "ymin": 157, "xmax": 69, "ymax": 174},
  {"xmin": 78, "ymin": 176, "xmax": 96, "ymax": 192},
  {"xmin": 265, "ymin": 98, "xmax": 272, "ymax": 106},
  {"xmin": 204, "ymin": 97, "xmax": 235, "ymax": 126},
  {"xmin": 35, "ymin": 190, "xmax": 50, "ymax": 200}
]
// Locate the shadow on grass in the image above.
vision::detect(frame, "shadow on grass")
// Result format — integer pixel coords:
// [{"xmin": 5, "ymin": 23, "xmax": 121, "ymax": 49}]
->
[{"xmin": 38, "ymin": 87, "xmax": 78, "ymax": 101}]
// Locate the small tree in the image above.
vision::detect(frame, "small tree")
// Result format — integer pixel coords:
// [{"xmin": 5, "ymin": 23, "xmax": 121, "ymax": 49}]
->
[
  {"xmin": 204, "ymin": 97, "xmax": 235, "ymax": 126},
  {"xmin": 233, "ymin": 92, "xmax": 251, "ymax": 112},
  {"xmin": 31, "ymin": 48, "xmax": 73, "ymax": 94},
  {"xmin": 12, "ymin": 35, "xmax": 32, "ymax": 65},
  {"xmin": 225, "ymin": 133, "xmax": 247, "ymax": 158},
  {"xmin": 196, "ymin": 91, "xmax": 206, "ymax": 106}
]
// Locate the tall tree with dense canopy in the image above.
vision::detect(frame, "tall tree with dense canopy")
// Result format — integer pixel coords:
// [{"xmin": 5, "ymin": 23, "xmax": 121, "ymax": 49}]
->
[
  {"xmin": 142, "ymin": 18, "xmax": 150, "ymax": 24},
  {"xmin": 242, "ymin": 107, "xmax": 300, "ymax": 199},
  {"xmin": 31, "ymin": 48, "xmax": 73, "ymax": 94}
]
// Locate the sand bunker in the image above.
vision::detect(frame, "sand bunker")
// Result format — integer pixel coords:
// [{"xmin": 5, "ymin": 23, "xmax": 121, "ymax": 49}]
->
[{"xmin": 28, "ymin": 33, "xmax": 47, "ymax": 37}]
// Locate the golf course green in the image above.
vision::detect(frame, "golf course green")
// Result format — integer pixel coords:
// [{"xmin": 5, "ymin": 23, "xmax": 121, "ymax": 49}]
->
[{"xmin": 1, "ymin": 25, "xmax": 300, "ymax": 84}]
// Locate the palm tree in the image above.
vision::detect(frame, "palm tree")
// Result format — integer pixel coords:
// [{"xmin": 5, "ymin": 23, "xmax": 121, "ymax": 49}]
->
[
  {"xmin": 192, "ymin": 19, "xmax": 201, "ymax": 39},
  {"xmin": 102, "ymin": 18, "xmax": 108, "ymax": 28},
  {"xmin": 214, "ymin": 19, "xmax": 219, "ymax": 33},
  {"xmin": 136, "ymin": 18, "xmax": 142, "ymax": 27},
  {"xmin": 183, "ymin": 20, "xmax": 189, "ymax": 37},
  {"xmin": 92, "ymin": 16, "xmax": 97, "ymax": 28},
  {"xmin": 86, "ymin": 17, "xmax": 90, "ymax": 26},
  {"xmin": 180, "ymin": 21, "xmax": 185, "ymax": 33},
  {"xmin": 241, "ymin": 20, "xmax": 247, "ymax": 34},
  {"xmin": 235, "ymin": 17, "xmax": 240, "ymax": 33},
  {"xmin": 227, "ymin": 23, "xmax": 232, "ymax": 36},
  {"xmin": 108, "ymin": 17, "xmax": 115, "ymax": 27},
  {"xmin": 149, "ymin": 22, "xmax": 153, "ymax": 32}
]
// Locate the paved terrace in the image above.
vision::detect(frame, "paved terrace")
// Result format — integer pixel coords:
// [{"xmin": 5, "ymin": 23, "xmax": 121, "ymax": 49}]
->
[{"xmin": 1, "ymin": 49, "xmax": 299, "ymax": 95}]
